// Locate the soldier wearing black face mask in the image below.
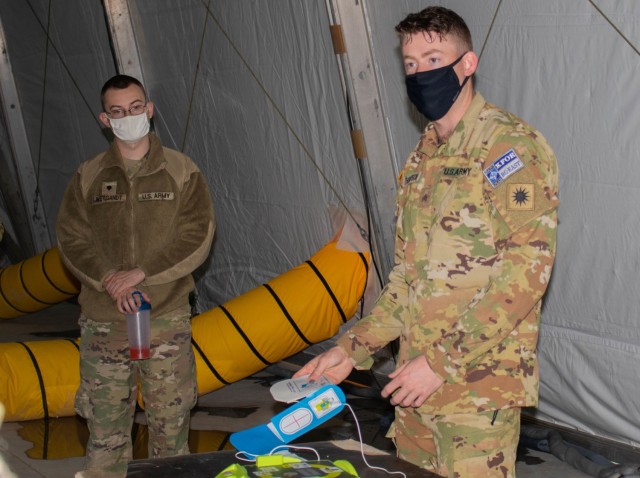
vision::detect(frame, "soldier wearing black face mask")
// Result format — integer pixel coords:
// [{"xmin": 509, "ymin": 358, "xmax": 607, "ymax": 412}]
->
[
  {"xmin": 294, "ymin": 6, "xmax": 559, "ymax": 478},
  {"xmin": 405, "ymin": 51, "xmax": 471, "ymax": 121}
]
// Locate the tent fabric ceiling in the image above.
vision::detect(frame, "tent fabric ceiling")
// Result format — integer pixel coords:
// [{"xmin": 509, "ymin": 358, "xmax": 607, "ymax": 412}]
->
[
  {"xmin": 1, "ymin": 0, "xmax": 640, "ymax": 449},
  {"xmin": 0, "ymin": 0, "xmax": 369, "ymax": 306}
]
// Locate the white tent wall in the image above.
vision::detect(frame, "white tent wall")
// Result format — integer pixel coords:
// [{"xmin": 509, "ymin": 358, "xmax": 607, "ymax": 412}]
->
[
  {"xmin": 1, "ymin": 0, "xmax": 640, "ymax": 453},
  {"xmin": 0, "ymin": 1, "xmax": 373, "ymax": 310},
  {"xmin": 128, "ymin": 1, "xmax": 370, "ymax": 305},
  {"xmin": 356, "ymin": 0, "xmax": 640, "ymax": 447}
]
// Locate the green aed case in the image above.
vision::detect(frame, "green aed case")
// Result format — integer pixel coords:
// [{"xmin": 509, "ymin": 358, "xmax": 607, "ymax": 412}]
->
[{"xmin": 214, "ymin": 454, "xmax": 359, "ymax": 477}]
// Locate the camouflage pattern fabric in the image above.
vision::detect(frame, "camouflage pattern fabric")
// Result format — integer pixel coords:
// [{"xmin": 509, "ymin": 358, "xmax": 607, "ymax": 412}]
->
[
  {"xmin": 338, "ymin": 92, "xmax": 559, "ymax": 412},
  {"xmin": 336, "ymin": 92, "xmax": 558, "ymax": 472},
  {"xmin": 75, "ymin": 304, "xmax": 196, "ymax": 478},
  {"xmin": 390, "ymin": 407, "xmax": 520, "ymax": 477}
]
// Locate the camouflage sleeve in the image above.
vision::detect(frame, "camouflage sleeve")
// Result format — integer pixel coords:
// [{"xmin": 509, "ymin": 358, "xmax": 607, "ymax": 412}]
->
[
  {"xmin": 426, "ymin": 210, "xmax": 557, "ymax": 381},
  {"xmin": 336, "ymin": 258, "xmax": 408, "ymax": 369},
  {"xmin": 336, "ymin": 169, "xmax": 414, "ymax": 369},
  {"xmin": 426, "ymin": 131, "xmax": 559, "ymax": 382}
]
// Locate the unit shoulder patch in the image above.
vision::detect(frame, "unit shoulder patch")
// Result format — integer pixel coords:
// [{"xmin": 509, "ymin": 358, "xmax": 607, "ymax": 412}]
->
[
  {"xmin": 483, "ymin": 149, "xmax": 524, "ymax": 188},
  {"xmin": 507, "ymin": 183, "xmax": 535, "ymax": 211}
]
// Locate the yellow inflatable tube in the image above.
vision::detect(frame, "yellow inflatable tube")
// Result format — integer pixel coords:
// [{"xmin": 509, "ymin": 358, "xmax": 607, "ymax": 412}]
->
[
  {"xmin": 0, "ymin": 246, "xmax": 80, "ymax": 319},
  {"xmin": 0, "ymin": 241, "xmax": 369, "ymax": 422}
]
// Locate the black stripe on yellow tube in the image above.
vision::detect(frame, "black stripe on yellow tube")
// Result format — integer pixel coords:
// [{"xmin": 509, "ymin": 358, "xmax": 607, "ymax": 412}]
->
[
  {"xmin": 219, "ymin": 304, "xmax": 271, "ymax": 366},
  {"xmin": 357, "ymin": 252, "xmax": 369, "ymax": 280},
  {"xmin": 18, "ymin": 342, "xmax": 50, "ymax": 421},
  {"xmin": 41, "ymin": 248, "xmax": 77, "ymax": 296},
  {"xmin": 262, "ymin": 283, "xmax": 312, "ymax": 346},
  {"xmin": 305, "ymin": 260, "xmax": 347, "ymax": 323},
  {"xmin": 0, "ymin": 267, "xmax": 28, "ymax": 316},
  {"xmin": 19, "ymin": 260, "xmax": 56, "ymax": 306},
  {"xmin": 191, "ymin": 337, "xmax": 230, "ymax": 385}
]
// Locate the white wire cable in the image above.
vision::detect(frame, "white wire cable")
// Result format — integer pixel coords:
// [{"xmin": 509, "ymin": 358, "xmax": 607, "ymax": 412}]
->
[
  {"xmin": 233, "ymin": 450, "xmax": 259, "ymax": 462},
  {"xmin": 269, "ymin": 444, "xmax": 321, "ymax": 461},
  {"xmin": 344, "ymin": 403, "xmax": 407, "ymax": 478},
  {"xmin": 232, "ymin": 402, "xmax": 408, "ymax": 477}
]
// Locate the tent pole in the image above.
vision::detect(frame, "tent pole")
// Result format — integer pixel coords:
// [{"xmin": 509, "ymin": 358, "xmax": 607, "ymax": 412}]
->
[
  {"xmin": 325, "ymin": 0, "xmax": 399, "ymax": 278},
  {"xmin": 102, "ymin": 0, "xmax": 145, "ymax": 82},
  {"xmin": 0, "ymin": 16, "xmax": 50, "ymax": 257}
]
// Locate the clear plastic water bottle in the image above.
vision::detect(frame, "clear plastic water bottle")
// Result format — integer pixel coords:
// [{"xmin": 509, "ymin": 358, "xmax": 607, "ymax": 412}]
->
[{"xmin": 126, "ymin": 291, "xmax": 151, "ymax": 360}]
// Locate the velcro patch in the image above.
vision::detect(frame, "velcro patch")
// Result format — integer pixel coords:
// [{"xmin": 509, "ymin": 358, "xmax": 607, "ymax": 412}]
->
[
  {"xmin": 443, "ymin": 167, "xmax": 471, "ymax": 177},
  {"xmin": 507, "ymin": 183, "xmax": 535, "ymax": 211},
  {"xmin": 93, "ymin": 194, "xmax": 126, "ymax": 204},
  {"xmin": 404, "ymin": 172, "xmax": 420, "ymax": 186},
  {"xmin": 483, "ymin": 149, "xmax": 524, "ymax": 188},
  {"xmin": 101, "ymin": 181, "xmax": 117, "ymax": 196},
  {"xmin": 138, "ymin": 192, "xmax": 175, "ymax": 201}
]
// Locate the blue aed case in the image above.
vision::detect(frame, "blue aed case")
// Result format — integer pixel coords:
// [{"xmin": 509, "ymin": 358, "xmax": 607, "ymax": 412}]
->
[{"xmin": 229, "ymin": 384, "xmax": 346, "ymax": 456}]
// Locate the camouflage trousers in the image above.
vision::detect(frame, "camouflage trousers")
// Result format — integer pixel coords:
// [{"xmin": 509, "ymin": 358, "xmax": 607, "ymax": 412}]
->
[
  {"xmin": 389, "ymin": 407, "xmax": 521, "ymax": 478},
  {"xmin": 75, "ymin": 305, "xmax": 197, "ymax": 478}
]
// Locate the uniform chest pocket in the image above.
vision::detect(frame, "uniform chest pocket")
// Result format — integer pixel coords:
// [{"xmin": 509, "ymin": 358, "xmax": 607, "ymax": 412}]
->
[
  {"xmin": 430, "ymin": 160, "xmax": 485, "ymax": 224},
  {"xmin": 425, "ymin": 161, "xmax": 496, "ymax": 290}
]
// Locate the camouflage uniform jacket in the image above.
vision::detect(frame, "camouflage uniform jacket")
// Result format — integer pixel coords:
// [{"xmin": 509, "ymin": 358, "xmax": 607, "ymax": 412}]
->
[
  {"xmin": 56, "ymin": 133, "xmax": 215, "ymax": 323},
  {"xmin": 337, "ymin": 93, "xmax": 559, "ymax": 414}
]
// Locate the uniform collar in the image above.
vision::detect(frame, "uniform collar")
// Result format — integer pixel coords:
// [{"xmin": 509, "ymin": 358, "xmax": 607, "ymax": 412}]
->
[
  {"xmin": 102, "ymin": 133, "xmax": 166, "ymax": 174},
  {"xmin": 417, "ymin": 92, "xmax": 487, "ymax": 157}
]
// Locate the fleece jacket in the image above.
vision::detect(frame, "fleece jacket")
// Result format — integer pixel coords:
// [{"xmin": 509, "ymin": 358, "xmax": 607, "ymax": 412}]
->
[{"xmin": 56, "ymin": 133, "xmax": 215, "ymax": 322}]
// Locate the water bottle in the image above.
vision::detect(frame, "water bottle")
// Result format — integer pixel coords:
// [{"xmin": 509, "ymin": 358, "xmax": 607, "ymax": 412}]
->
[{"xmin": 126, "ymin": 291, "xmax": 151, "ymax": 360}]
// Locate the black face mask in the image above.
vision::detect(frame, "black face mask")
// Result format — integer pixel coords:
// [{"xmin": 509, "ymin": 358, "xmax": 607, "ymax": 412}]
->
[{"xmin": 405, "ymin": 53, "xmax": 470, "ymax": 121}]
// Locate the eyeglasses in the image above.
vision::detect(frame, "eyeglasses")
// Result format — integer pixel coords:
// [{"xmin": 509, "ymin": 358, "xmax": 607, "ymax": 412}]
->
[{"xmin": 105, "ymin": 103, "xmax": 148, "ymax": 119}]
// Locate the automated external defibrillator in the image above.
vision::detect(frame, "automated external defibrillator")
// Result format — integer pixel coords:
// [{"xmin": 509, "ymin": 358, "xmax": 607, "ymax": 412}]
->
[
  {"xmin": 215, "ymin": 455, "xmax": 358, "ymax": 478},
  {"xmin": 215, "ymin": 376, "xmax": 405, "ymax": 478}
]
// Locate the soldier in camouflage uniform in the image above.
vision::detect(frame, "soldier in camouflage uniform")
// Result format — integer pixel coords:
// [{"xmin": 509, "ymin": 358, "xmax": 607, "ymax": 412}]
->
[
  {"xmin": 56, "ymin": 75, "xmax": 215, "ymax": 478},
  {"xmin": 295, "ymin": 6, "xmax": 558, "ymax": 478}
]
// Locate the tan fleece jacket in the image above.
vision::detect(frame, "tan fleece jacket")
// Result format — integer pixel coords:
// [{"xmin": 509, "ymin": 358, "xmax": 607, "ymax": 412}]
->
[{"xmin": 56, "ymin": 134, "xmax": 215, "ymax": 322}]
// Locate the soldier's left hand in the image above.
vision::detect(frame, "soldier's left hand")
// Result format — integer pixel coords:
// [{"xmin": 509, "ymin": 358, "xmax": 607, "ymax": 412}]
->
[
  {"xmin": 381, "ymin": 355, "xmax": 444, "ymax": 408},
  {"xmin": 104, "ymin": 268, "xmax": 146, "ymax": 299}
]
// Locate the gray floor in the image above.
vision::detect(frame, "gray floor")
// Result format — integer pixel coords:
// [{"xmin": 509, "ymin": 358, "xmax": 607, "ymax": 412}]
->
[{"xmin": 0, "ymin": 301, "xmax": 601, "ymax": 477}]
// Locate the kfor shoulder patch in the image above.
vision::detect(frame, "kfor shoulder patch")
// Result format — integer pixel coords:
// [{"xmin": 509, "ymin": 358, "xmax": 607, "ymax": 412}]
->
[{"xmin": 483, "ymin": 149, "xmax": 524, "ymax": 188}]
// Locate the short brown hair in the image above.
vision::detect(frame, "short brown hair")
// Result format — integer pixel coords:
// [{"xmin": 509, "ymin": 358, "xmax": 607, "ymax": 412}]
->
[
  {"xmin": 395, "ymin": 6, "xmax": 472, "ymax": 53},
  {"xmin": 100, "ymin": 74, "xmax": 147, "ymax": 110}
]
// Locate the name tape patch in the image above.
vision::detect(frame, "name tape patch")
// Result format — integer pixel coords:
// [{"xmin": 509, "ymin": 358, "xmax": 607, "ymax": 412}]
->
[
  {"xmin": 138, "ymin": 192, "xmax": 175, "ymax": 201},
  {"xmin": 483, "ymin": 149, "xmax": 524, "ymax": 188},
  {"xmin": 443, "ymin": 167, "xmax": 471, "ymax": 177},
  {"xmin": 93, "ymin": 194, "xmax": 126, "ymax": 204}
]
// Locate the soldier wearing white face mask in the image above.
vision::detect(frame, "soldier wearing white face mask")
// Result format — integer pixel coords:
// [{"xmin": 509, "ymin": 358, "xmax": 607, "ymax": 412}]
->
[{"xmin": 56, "ymin": 75, "xmax": 215, "ymax": 478}]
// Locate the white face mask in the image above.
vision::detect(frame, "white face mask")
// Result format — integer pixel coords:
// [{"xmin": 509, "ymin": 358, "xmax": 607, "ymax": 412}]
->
[{"xmin": 109, "ymin": 113, "xmax": 150, "ymax": 143}]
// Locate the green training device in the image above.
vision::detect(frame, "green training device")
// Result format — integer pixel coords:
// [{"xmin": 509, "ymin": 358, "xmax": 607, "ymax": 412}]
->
[{"xmin": 214, "ymin": 455, "xmax": 359, "ymax": 477}]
